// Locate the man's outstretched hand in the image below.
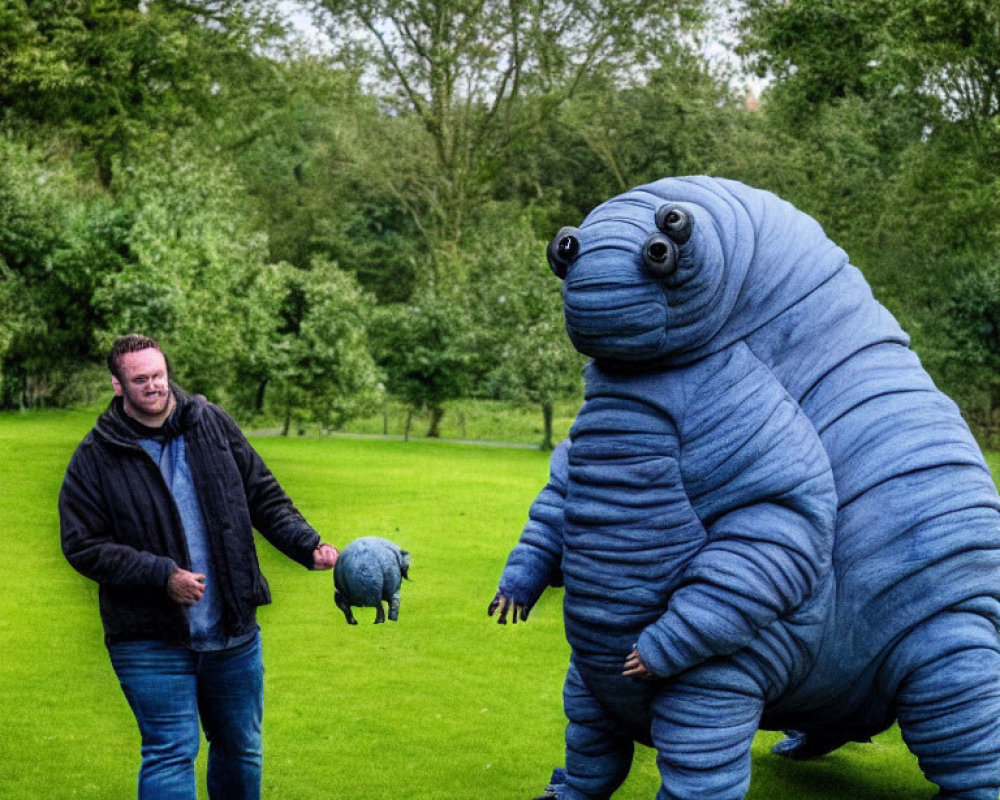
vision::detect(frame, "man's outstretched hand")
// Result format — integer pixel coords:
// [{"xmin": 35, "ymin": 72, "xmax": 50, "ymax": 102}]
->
[{"xmin": 312, "ymin": 543, "xmax": 339, "ymax": 570}]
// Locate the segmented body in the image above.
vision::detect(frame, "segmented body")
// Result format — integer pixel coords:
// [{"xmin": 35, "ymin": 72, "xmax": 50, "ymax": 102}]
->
[{"xmin": 498, "ymin": 177, "xmax": 1000, "ymax": 799}]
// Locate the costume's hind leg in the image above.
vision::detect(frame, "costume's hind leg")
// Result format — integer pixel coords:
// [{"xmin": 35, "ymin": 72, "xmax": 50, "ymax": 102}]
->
[
  {"xmin": 650, "ymin": 664, "xmax": 764, "ymax": 800},
  {"xmin": 334, "ymin": 591, "xmax": 357, "ymax": 624},
  {"xmin": 889, "ymin": 612, "xmax": 1000, "ymax": 800},
  {"xmin": 559, "ymin": 661, "xmax": 635, "ymax": 800}
]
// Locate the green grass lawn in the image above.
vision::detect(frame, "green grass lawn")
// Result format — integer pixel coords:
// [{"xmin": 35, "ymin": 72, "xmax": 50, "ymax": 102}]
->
[{"xmin": 0, "ymin": 406, "xmax": 955, "ymax": 799}]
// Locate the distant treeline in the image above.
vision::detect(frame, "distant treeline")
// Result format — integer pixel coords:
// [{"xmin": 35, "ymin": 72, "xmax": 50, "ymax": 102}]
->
[{"xmin": 1, "ymin": 1, "xmax": 997, "ymax": 445}]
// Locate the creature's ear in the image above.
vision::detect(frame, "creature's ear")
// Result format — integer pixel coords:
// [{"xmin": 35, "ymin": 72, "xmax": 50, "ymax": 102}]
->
[{"xmin": 399, "ymin": 549, "xmax": 412, "ymax": 580}]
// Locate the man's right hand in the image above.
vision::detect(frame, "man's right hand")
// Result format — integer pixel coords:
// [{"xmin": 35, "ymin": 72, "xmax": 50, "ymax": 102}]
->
[{"xmin": 167, "ymin": 568, "xmax": 206, "ymax": 606}]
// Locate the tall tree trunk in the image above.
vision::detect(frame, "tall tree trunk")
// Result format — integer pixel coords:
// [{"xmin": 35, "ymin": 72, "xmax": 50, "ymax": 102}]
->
[
  {"xmin": 255, "ymin": 378, "xmax": 268, "ymax": 413},
  {"xmin": 427, "ymin": 405, "xmax": 445, "ymax": 438},
  {"xmin": 541, "ymin": 400, "xmax": 555, "ymax": 451}
]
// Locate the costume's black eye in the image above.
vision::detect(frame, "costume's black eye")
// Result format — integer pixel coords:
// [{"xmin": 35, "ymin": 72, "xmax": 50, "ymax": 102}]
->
[
  {"xmin": 547, "ymin": 226, "xmax": 581, "ymax": 279},
  {"xmin": 642, "ymin": 233, "xmax": 678, "ymax": 279},
  {"xmin": 655, "ymin": 205, "xmax": 692, "ymax": 244}
]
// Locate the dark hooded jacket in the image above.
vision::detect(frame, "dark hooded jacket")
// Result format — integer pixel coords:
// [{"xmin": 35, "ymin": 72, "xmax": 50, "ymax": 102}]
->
[{"xmin": 59, "ymin": 387, "xmax": 320, "ymax": 647}]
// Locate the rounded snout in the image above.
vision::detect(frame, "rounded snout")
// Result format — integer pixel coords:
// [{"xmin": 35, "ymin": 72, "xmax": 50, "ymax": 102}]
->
[{"xmin": 561, "ymin": 246, "xmax": 669, "ymax": 361}]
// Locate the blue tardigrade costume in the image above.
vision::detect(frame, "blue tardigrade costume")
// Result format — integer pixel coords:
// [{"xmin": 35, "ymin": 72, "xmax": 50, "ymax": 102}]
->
[
  {"xmin": 334, "ymin": 536, "xmax": 411, "ymax": 624},
  {"xmin": 493, "ymin": 177, "xmax": 1000, "ymax": 800}
]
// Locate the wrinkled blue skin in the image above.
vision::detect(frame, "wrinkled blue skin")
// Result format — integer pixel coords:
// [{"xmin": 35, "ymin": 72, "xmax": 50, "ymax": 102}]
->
[
  {"xmin": 494, "ymin": 177, "xmax": 1000, "ymax": 799},
  {"xmin": 334, "ymin": 537, "xmax": 410, "ymax": 624}
]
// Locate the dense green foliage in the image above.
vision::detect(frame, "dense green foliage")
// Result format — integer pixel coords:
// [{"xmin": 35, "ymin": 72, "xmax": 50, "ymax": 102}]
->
[
  {"xmin": 0, "ymin": 0, "xmax": 997, "ymax": 443},
  {"xmin": 0, "ymin": 408, "xmax": 944, "ymax": 798}
]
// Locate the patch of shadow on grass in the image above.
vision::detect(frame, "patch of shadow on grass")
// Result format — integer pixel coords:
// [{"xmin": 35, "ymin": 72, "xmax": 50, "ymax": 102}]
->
[{"xmin": 750, "ymin": 748, "xmax": 934, "ymax": 800}]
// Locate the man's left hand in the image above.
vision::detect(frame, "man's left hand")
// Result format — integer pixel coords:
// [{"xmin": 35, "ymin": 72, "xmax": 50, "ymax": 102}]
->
[{"xmin": 312, "ymin": 543, "xmax": 339, "ymax": 570}]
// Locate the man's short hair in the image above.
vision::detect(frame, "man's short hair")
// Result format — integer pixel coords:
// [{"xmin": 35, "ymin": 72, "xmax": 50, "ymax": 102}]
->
[{"xmin": 107, "ymin": 334, "xmax": 166, "ymax": 380}]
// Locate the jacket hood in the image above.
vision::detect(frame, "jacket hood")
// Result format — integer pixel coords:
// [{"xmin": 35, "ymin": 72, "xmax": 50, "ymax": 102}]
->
[{"xmin": 92, "ymin": 384, "xmax": 206, "ymax": 449}]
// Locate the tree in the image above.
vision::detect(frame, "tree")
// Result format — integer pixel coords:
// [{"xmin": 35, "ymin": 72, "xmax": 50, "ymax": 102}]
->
[
  {"xmin": 0, "ymin": 0, "xmax": 290, "ymax": 185},
  {"xmin": 226, "ymin": 54, "xmax": 427, "ymax": 302},
  {"xmin": 495, "ymin": 49, "xmax": 755, "ymax": 233},
  {"xmin": 0, "ymin": 134, "xmax": 127, "ymax": 408},
  {"xmin": 265, "ymin": 259, "xmax": 384, "ymax": 435},
  {"xmin": 883, "ymin": 0, "xmax": 1000, "ymax": 151},
  {"xmin": 735, "ymin": 0, "xmax": 999, "ymax": 156},
  {"xmin": 933, "ymin": 255, "xmax": 1000, "ymax": 446},
  {"xmin": 371, "ymin": 291, "xmax": 475, "ymax": 438},
  {"xmin": 311, "ymin": 0, "xmax": 708, "ymax": 271},
  {"xmin": 733, "ymin": 0, "xmax": 1000, "ymax": 323},
  {"xmin": 472, "ymin": 206, "xmax": 584, "ymax": 449},
  {"xmin": 93, "ymin": 135, "xmax": 281, "ymax": 409}
]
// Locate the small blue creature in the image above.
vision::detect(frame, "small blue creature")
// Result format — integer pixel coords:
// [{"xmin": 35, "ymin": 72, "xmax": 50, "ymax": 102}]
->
[
  {"xmin": 491, "ymin": 177, "xmax": 1000, "ymax": 800},
  {"xmin": 334, "ymin": 537, "xmax": 410, "ymax": 624}
]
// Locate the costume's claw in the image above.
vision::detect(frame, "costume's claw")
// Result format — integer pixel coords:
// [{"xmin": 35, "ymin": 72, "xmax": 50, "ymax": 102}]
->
[
  {"xmin": 771, "ymin": 730, "xmax": 860, "ymax": 760},
  {"xmin": 489, "ymin": 592, "xmax": 511, "ymax": 623},
  {"xmin": 530, "ymin": 767, "xmax": 565, "ymax": 799}
]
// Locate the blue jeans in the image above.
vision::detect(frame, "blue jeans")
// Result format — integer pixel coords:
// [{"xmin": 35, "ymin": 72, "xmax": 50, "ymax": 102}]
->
[{"xmin": 109, "ymin": 634, "xmax": 264, "ymax": 800}]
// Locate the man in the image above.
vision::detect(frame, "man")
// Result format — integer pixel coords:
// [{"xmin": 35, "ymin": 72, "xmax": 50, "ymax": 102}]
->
[{"xmin": 59, "ymin": 333, "xmax": 339, "ymax": 800}]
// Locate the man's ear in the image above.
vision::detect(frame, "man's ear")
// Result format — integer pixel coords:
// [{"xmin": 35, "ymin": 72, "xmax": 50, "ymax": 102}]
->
[{"xmin": 111, "ymin": 374, "xmax": 123, "ymax": 396}]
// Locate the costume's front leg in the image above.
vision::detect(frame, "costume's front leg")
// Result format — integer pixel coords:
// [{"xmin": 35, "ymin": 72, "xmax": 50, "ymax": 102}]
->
[
  {"xmin": 637, "ymin": 347, "xmax": 837, "ymax": 680},
  {"xmin": 638, "ymin": 499, "xmax": 832, "ymax": 678},
  {"xmin": 650, "ymin": 663, "xmax": 764, "ymax": 800},
  {"xmin": 492, "ymin": 440, "xmax": 569, "ymax": 621},
  {"xmin": 558, "ymin": 660, "xmax": 636, "ymax": 800}
]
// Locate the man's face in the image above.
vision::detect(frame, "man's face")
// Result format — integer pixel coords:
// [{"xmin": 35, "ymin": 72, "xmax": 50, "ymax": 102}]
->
[{"xmin": 111, "ymin": 348, "xmax": 172, "ymax": 423}]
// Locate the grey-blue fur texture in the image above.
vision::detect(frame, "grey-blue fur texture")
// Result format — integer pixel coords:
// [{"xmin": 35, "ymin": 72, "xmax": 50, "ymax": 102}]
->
[
  {"xmin": 494, "ymin": 176, "xmax": 1000, "ymax": 800},
  {"xmin": 334, "ymin": 536, "xmax": 410, "ymax": 624}
]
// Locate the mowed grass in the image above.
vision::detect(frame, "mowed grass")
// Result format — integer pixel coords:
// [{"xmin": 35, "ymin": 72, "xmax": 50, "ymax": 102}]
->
[{"xmin": 0, "ymin": 407, "xmax": 958, "ymax": 799}]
